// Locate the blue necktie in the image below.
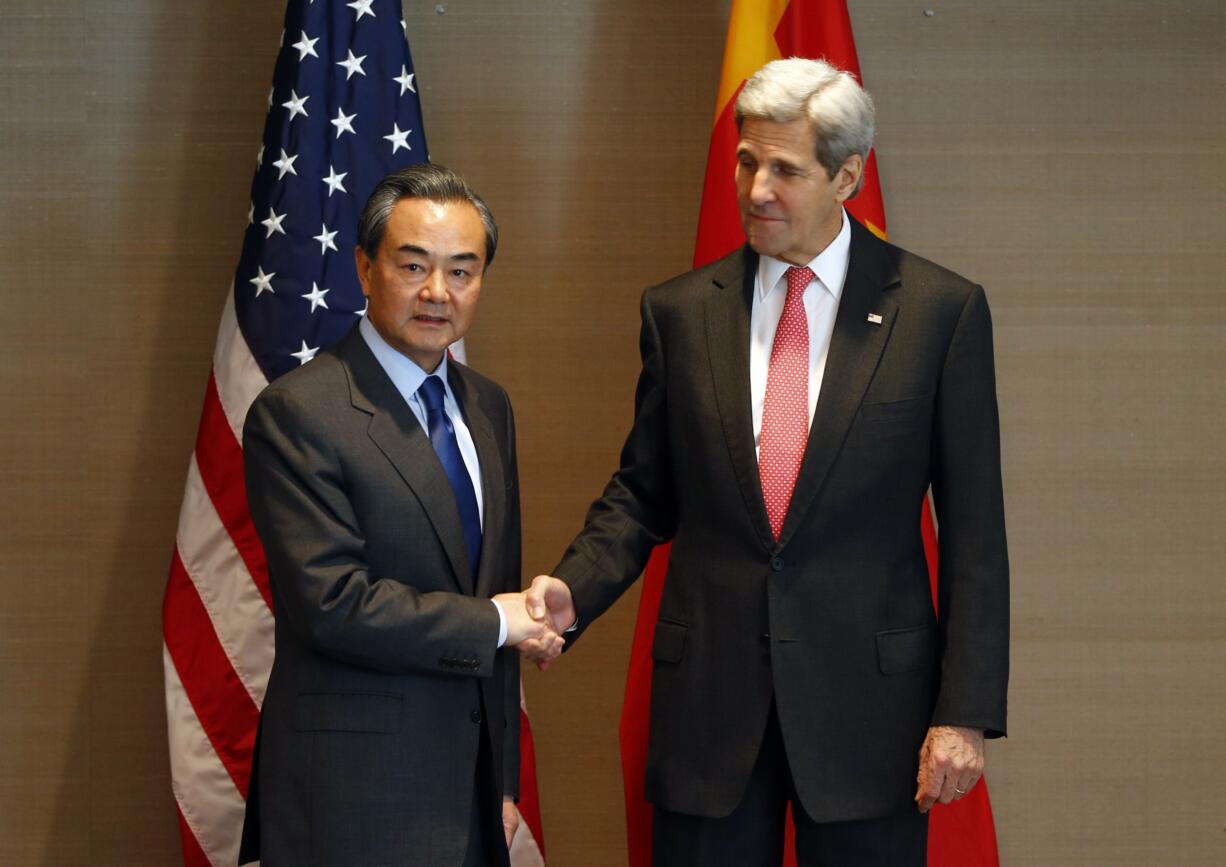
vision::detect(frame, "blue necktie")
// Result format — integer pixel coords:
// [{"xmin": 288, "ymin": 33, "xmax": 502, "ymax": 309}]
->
[{"xmin": 418, "ymin": 375, "xmax": 482, "ymax": 577}]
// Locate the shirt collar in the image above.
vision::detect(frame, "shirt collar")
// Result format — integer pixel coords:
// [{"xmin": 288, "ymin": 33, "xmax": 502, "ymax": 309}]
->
[
  {"xmin": 757, "ymin": 208, "xmax": 852, "ymax": 302},
  {"xmin": 358, "ymin": 315, "xmax": 450, "ymax": 405}
]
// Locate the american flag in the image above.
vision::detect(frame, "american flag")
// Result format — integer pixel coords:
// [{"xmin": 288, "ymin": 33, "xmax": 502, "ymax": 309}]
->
[{"xmin": 161, "ymin": 2, "xmax": 544, "ymax": 864}]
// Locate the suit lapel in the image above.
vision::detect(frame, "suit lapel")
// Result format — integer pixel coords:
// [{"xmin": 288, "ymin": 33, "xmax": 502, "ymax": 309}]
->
[
  {"xmin": 705, "ymin": 248, "xmax": 776, "ymax": 552},
  {"xmin": 449, "ymin": 365, "xmax": 505, "ymax": 600},
  {"xmin": 777, "ymin": 219, "xmax": 901, "ymax": 548},
  {"xmin": 338, "ymin": 329, "xmax": 475, "ymax": 594}
]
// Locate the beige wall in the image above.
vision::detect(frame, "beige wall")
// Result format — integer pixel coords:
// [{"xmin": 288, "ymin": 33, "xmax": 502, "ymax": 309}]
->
[{"xmin": 1, "ymin": 0, "xmax": 1223, "ymax": 864}]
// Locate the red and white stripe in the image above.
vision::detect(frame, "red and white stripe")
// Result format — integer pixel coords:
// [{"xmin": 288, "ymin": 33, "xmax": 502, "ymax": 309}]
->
[
  {"xmin": 163, "ymin": 287, "xmax": 546, "ymax": 865},
  {"xmin": 163, "ymin": 287, "xmax": 271, "ymax": 867}
]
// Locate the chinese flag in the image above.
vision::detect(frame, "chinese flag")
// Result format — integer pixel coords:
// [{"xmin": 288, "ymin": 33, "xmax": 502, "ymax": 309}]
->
[{"xmin": 618, "ymin": 2, "xmax": 1001, "ymax": 864}]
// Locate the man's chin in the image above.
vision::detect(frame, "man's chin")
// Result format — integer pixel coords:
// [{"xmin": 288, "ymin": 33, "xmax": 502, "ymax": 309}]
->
[
  {"xmin": 746, "ymin": 237, "xmax": 780, "ymax": 258},
  {"xmin": 744, "ymin": 227, "xmax": 779, "ymax": 256},
  {"xmin": 406, "ymin": 321, "xmax": 452, "ymax": 339}
]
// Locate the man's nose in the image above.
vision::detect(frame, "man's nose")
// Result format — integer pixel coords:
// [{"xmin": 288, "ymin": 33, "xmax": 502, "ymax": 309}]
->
[
  {"xmin": 420, "ymin": 270, "xmax": 447, "ymax": 302},
  {"xmin": 749, "ymin": 168, "xmax": 775, "ymax": 205}
]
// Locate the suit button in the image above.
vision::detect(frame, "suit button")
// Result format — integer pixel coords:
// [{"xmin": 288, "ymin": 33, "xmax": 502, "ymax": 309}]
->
[
  {"xmin": 470, "ymin": 709, "xmax": 484, "ymax": 724},
  {"xmin": 770, "ymin": 557, "xmax": 785, "ymax": 572}
]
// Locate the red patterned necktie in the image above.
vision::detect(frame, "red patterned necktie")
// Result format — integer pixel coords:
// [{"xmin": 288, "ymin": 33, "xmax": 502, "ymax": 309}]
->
[{"xmin": 759, "ymin": 265, "xmax": 813, "ymax": 540}]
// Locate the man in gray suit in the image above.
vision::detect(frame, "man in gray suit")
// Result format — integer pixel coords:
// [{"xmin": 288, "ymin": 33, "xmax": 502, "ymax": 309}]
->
[
  {"xmin": 238, "ymin": 164, "xmax": 561, "ymax": 867},
  {"xmin": 527, "ymin": 58, "xmax": 1009, "ymax": 865}
]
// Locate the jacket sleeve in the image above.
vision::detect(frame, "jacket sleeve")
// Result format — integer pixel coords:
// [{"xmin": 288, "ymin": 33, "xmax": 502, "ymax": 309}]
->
[
  {"xmin": 929, "ymin": 285, "xmax": 1010, "ymax": 738},
  {"xmin": 552, "ymin": 288, "xmax": 678, "ymax": 641},
  {"xmin": 243, "ymin": 385, "xmax": 501, "ymax": 677}
]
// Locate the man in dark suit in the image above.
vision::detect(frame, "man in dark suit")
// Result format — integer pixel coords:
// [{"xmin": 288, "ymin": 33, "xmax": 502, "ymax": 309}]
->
[
  {"xmin": 527, "ymin": 58, "xmax": 1009, "ymax": 865},
  {"xmin": 238, "ymin": 164, "xmax": 561, "ymax": 867}
]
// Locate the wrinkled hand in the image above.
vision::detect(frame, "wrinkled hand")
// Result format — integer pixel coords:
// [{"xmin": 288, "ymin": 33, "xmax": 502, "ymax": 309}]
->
[
  {"xmin": 492, "ymin": 592, "xmax": 563, "ymax": 665},
  {"xmin": 522, "ymin": 575, "xmax": 577, "ymax": 670},
  {"xmin": 915, "ymin": 725, "xmax": 985, "ymax": 813},
  {"xmin": 502, "ymin": 797, "xmax": 518, "ymax": 849},
  {"xmin": 524, "ymin": 574, "xmax": 576, "ymax": 634}
]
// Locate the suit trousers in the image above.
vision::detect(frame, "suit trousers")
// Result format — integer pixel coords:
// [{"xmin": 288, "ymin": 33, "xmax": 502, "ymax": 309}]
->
[
  {"xmin": 652, "ymin": 703, "xmax": 927, "ymax": 867},
  {"xmin": 463, "ymin": 718, "xmax": 509, "ymax": 867}
]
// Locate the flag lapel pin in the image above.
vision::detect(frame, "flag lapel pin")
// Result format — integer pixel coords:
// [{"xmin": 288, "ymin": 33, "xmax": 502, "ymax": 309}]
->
[{"xmin": 867, "ymin": 313, "xmax": 883, "ymax": 325}]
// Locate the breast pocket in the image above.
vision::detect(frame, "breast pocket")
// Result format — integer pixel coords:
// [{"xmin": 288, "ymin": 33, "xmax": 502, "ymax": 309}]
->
[{"xmin": 856, "ymin": 394, "xmax": 933, "ymax": 444}]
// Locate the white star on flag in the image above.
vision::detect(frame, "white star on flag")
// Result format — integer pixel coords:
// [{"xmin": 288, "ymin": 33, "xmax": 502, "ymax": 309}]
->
[
  {"xmin": 272, "ymin": 148, "xmax": 299, "ymax": 179},
  {"xmin": 261, "ymin": 207, "xmax": 287, "ymax": 238},
  {"xmin": 249, "ymin": 266, "xmax": 275, "ymax": 297},
  {"xmin": 356, "ymin": 297, "xmax": 368, "ymax": 316},
  {"xmin": 291, "ymin": 31, "xmax": 319, "ymax": 61},
  {"xmin": 282, "ymin": 89, "xmax": 310, "ymax": 120},
  {"xmin": 347, "ymin": 0, "xmax": 376, "ymax": 21},
  {"xmin": 384, "ymin": 123, "xmax": 412, "ymax": 153},
  {"xmin": 291, "ymin": 340, "xmax": 320, "ymax": 365},
  {"xmin": 330, "ymin": 107, "xmax": 357, "ymax": 138},
  {"xmin": 337, "ymin": 49, "xmax": 367, "ymax": 80},
  {"xmin": 302, "ymin": 282, "xmax": 331, "ymax": 313},
  {"xmin": 313, "ymin": 223, "xmax": 339, "ymax": 254},
  {"xmin": 394, "ymin": 65, "xmax": 416, "ymax": 95},
  {"xmin": 322, "ymin": 165, "xmax": 348, "ymax": 197}
]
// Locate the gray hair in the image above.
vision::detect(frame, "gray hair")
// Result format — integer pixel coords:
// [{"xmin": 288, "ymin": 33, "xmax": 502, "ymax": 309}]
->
[
  {"xmin": 356, "ymin": 163, "xmax": 498, "ymax": 268},
  {"xmin": 735, "ymin": 57, "xmax": 876, "ymax": 196}
]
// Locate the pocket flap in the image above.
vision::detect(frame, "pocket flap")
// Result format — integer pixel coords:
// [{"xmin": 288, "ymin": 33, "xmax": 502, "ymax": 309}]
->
[
  {"xmin": 294, "ymin": 691, "xmax": 402, "ymax": 733},
  {"xmin": 651, "ymin": 620, "xmax": 687, "ymax": 664},
  {"xmin": 859, "ymin": 394, "xmax": 934, "ymax": 420},
  {"xmin": 875, "ymin": 625, "xmax": 935, "ymax": 675}
]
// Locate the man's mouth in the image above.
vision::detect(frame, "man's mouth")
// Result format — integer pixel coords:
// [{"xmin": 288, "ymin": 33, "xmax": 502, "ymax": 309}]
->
[{"xmin": 414, "ymin": 314, "xmax": 448, "ymax": 323}]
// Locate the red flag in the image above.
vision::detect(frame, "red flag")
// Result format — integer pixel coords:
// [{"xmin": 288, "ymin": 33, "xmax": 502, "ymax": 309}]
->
[
  {"xmin": 619, "ymin": 2, "xmax": 1000, "ymax": 864},
  {"xmin": 511, "ymin": 702, "xmax": 548, "ymax": 864}
]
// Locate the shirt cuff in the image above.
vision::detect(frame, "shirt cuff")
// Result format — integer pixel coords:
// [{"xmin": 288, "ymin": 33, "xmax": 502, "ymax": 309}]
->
[{"xmin": 491, "ymin": 599, "xmax": 508, "ymax": 648}]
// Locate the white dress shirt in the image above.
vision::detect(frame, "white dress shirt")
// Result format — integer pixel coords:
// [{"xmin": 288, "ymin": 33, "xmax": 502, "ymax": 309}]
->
[
  {"xmin": 358, "ymin": 317, "xmax": 508, "ymax": 646},
  {"xmin": 750, "ymin": 209, "xmax": 852, "ymax": 460}
]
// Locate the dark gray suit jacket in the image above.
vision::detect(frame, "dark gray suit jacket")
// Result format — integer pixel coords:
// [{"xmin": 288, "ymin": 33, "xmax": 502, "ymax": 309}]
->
[
  {"xmin": 555, "ymin": 218, "xmax": 1009, "ymax": 823},
  {"xmin": 237, "ymin": 326, "xmax": 521, "ymax": 866}
]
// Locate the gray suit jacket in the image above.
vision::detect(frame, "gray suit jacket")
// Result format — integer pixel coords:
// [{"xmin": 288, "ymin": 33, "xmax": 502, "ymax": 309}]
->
[
  {"xmin": 237, "ymin": 325, "xmax": 521, "ymax": 866},
  {"xmin": 555, "ymin": 218, "xmax": 1009, "ymax": 823}
]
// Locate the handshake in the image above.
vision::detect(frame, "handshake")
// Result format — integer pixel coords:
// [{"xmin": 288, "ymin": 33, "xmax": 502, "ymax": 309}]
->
[{"xmin": 492, "ymin": 575, "xmax": 576, "ymax": 669}]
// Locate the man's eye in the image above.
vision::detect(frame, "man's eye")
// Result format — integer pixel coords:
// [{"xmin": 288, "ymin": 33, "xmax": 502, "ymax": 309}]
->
[
  {"xmin": 404, "ymin": 263, "xmax": 421, "ymax": 271},
  {"xmin": 452, "ymin": 269, "xmax": 468, "ymax": 278}
]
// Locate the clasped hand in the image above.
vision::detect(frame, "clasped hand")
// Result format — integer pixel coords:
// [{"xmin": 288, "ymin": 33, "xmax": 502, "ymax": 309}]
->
[{"xmin": 492, "ymin": 575, "xmax": 576, "ymax": 670}]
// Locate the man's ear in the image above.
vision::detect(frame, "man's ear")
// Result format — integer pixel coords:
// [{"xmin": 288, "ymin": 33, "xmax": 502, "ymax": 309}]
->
[
  {"xmin": 354, "ymin": 245, "xmax": 372, "ymax": 295},
  {"xmin": 835, "ymin": 154, "xmax": 864, "ymax": 203}
]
